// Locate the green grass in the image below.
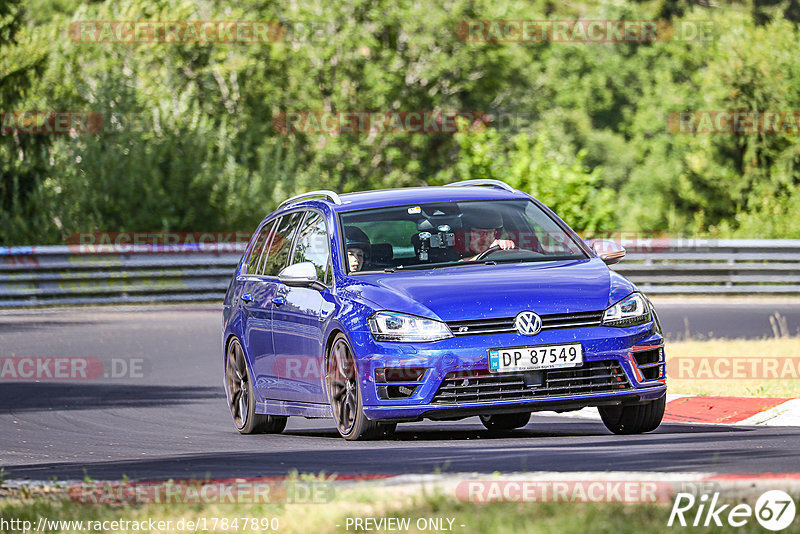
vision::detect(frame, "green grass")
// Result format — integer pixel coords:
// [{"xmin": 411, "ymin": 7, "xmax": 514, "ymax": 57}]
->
[
  {"xmin": 667, "ymin": 337, "xmax": 800, "ymax": 398},
  {"xmin": 0, "ymin": 483, "xmax": 792, "ymax": 533}
]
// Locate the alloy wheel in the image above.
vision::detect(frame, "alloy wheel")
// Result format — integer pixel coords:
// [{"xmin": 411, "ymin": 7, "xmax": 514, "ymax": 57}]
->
[
  {"xmin": 225, "ymin": 339, "xmax": 249, "ymax": 430},
  {"xmin": 328, "ymin": 337, "xmax": 358, "ymax": 435}
]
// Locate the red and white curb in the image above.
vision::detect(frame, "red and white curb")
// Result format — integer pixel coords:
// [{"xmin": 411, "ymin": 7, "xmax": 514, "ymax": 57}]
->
[
  {"xmin": 379, "ymin": 471, "xmax": 800, "ymax": 498},
  {"xmin": 539, "ymin": 394, "xmax": 800, "ymax": 426}
]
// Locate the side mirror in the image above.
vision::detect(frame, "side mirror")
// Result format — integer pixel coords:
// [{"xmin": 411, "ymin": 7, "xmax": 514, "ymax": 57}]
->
[
  {"xmin": 278, "ymin": 262, "xmax": 325, "ymax": 290},
  {"xmin": 587, "ymin": 239, "xmax": 626, "ymax": 266}
]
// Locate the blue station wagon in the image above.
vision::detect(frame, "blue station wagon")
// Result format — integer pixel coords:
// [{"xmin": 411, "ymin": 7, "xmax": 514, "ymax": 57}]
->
[{"xmin": 222, "ymin": 180, "xmax": 667, "ymax": 440}]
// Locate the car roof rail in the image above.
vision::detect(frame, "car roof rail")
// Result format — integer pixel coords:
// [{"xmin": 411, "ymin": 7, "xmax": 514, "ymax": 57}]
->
[
  {"xmin": 443, "ymin": 179, "xmax": 517, "ymax": 193},
  {"xmin": 278, "ymin": 190, "xmax": 343, "ymax": 208}
]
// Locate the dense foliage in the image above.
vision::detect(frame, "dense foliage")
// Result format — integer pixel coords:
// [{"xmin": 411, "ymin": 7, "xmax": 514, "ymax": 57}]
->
[{"xmin": 1, "ymin": 0, "xmax": 799, "ymax": 244}]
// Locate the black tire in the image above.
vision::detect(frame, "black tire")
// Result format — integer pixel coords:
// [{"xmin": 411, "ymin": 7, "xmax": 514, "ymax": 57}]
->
[
  {"xmin": 480, "ymin": 412, "xmax": 531, "ymax": 431},
  {"xmin": 225, "ymin": 338, "xmax": 287, "ymax": 435},
  {"xmin": 326, "ymin": 333, "xmax": 394, "ymax": 440},
  {"xmin": 599, "ymin": 395, "xmax": 665, "ymax": 435}
]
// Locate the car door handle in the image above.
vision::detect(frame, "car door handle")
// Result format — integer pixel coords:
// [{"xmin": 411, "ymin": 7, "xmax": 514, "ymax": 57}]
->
[
  {"xmin": 241, "ymin": 293, "xmax": 254, "ymax": 303},
  {"xmin": 272, "ymin": 296, "xmax": 286, "ymax": 306}
]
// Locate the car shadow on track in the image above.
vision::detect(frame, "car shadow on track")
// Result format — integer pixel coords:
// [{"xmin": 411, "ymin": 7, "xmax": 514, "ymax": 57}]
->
[
  {"xmin": 281, "ymin": 418, "xmax": 754, "ymax": 442},
  {"xmin": 0, "ymin": 320, "xmax": 106, "ymax": 333},
  {"xmin": 0, "ymin": 383, "xmax": 224, "ymax": 413},
  {"xmin": 5, "ymin": 430, "xmax": 796, "ymax": 482}
]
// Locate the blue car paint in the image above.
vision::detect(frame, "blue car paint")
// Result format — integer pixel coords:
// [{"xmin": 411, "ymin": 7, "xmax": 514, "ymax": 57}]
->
[{"xmin": 222, "ymin": 188, "xmax": 667, "ymax": 422}]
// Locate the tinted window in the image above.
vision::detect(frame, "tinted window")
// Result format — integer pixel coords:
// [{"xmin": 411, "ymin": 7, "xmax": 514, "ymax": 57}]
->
[
  {"xmin": 349, "ymin": 220, "xmax": 418, "ymax": 259},
  {"xmin": 339, "ymin": 199, "xmax": 586, "ymax": 272},
  {"xmin": 520, "ymin": 202, "xmax": 584, "ymax": 255},
  {"xmin": 244, "ymin": 221, "xmax": 274, "ymax": 275},
  {"xmin": 292, "ymin": 211, "xmax": 331, "ymax": 283},
  {"xmin": 261, "ymin": 212, "xmax": 303, "ymax": 276}
]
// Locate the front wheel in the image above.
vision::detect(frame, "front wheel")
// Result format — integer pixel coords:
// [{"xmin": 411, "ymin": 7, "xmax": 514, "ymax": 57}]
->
[
  {"xmin": 480, "ymin": 412, "xmax": 531, "ymax": 431},
  {"xmin": 225, "ymin": 338, "xmax": 287, "ymax": 435},
  {"xmin": 326, "ymin": 333, "xmax": 394, "ymax": 440},
  {"xmin": 598, "ymin": 395, "xmax": 665, "ymax": 435}
]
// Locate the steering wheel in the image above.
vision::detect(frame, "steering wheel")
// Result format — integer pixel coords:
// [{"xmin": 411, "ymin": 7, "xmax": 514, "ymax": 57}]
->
[{"xmin": 474, "ymin": 245, "xmax": 502, "ymax": 261}]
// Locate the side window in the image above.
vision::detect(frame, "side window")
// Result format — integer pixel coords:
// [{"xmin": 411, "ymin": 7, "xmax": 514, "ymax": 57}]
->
[
  {"xmin": 245, "ymin": 221, "xmax": 274, "ymax": 275},
  {"xmin": 292, "ymin": 211, "xmax": 331, "ymax": 283},
  {"xmin": 261, "ymin": 211, "xmax": 303, "ymax": 276}
]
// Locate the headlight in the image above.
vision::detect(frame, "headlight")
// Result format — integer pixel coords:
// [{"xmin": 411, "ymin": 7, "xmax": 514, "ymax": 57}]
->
[
  {"xmin": 368, "ymin": 311, "xmax": 453, "ymax": 342},
  {"xmin": 602, "ymin": 293, "xmax": 651, "ymax": 327}
]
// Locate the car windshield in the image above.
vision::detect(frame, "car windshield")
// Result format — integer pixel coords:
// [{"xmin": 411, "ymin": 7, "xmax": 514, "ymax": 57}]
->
[{"xmin": 340, "ymin": 199, "xmax": 587, "ymax": 273}]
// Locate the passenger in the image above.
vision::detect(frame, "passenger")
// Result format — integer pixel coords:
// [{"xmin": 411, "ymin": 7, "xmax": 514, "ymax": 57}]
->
[{"xmin": 344, "ymin": 226, "xmax": 371, "ymax": 272}]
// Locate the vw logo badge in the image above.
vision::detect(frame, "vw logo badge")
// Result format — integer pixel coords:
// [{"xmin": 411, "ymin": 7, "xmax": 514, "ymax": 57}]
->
[{"xmin": 515, "ymin": 311, "xmax": 542, "ymax": 336}]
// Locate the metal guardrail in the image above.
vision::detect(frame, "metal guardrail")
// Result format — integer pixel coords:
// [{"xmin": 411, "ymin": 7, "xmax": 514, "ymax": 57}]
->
[
  {"xmin": 0, "ymin": 244, "xmax": 245, "ymax": 307},
  {"xmin": 0, "ymin": 239, "xmax": 799, "ymax": 307},
  {"xmin": 611, "ymin": 239, "xmax": 800, "ymax": 294}
]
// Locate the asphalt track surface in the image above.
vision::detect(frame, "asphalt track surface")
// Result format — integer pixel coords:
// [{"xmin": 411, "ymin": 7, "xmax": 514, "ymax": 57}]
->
[{"xmin": 1, "ymin": 300, "xmax": 799, "ymax": 481}]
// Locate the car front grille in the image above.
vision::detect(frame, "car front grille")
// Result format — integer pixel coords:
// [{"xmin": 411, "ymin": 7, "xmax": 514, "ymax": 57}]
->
[
  {"xmin": 431, "ymin": 360, "xmax": 630, "ymax": 405},
  {"xmin": 446, "ymin": 310, "xmax": 604, "ymax": 336}
]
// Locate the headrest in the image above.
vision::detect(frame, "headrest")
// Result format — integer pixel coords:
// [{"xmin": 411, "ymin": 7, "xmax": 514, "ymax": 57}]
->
[{"xmin": 370, "ymin": 243, "xmax": 393, "ymax": 262}]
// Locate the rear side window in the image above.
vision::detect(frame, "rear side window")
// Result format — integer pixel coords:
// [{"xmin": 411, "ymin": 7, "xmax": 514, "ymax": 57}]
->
[
  {"xmin": 292, "ymin": 211, "xmax": 331, "ymax": 283},
  {"xmin": 244, "ymin": 221, "xmax": 275, "ymax": 275},
  {"xmin": 261, "ymin": 212, "xmax": 303, "ymax": 276}
]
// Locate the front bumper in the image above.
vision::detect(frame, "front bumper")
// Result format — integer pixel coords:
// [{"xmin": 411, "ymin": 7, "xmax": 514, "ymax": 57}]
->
[
  {"xmin": 364, "ymin": 386, "xmax": 666, "ymax": 421},
  {"xmin": 348, "ymin": 319, "xmax": 666, "ymax": 422}
]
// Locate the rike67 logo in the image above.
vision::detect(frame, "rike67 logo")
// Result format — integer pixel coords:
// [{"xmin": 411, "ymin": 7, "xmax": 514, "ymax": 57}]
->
[{"xmin": 669, "ymin": 490, "xmax": 796, "ymax": 531}]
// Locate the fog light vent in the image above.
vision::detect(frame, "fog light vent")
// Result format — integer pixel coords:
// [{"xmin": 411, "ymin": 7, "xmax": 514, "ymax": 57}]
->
[
  {"xmin": 375, "ymin": 367, "xmax": 427, "ymax": 399},
  {"xmin": 631, "ymin": 347, "xmax": 664, "ymax": 381}
]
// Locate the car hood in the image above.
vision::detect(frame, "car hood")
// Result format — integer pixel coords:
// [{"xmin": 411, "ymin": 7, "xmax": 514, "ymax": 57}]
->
[{"xmin": 342, "ymin": 258, "xmax": 636, "ymax": 321}]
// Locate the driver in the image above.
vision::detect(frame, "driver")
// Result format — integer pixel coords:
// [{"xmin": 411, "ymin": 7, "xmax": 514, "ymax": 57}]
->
[
  {"xmin": 461, "ymin": 208, "xmax": 515, "ymax": 261},
  {"xmin": 344, "ymin": 226, "xmax": 371, "ymax": 272}
]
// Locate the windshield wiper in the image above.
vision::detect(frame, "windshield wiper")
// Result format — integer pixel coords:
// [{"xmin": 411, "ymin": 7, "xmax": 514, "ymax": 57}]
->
[
  {"xmin": 378, "ymin": 256, "xmax": 585, "ymax": 272},
  {"xmin": 384, "ymin": 261, "xmax": 482, "ymax": 271}
]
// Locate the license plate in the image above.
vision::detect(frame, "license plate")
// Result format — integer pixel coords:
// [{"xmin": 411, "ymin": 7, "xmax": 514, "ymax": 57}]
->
[{"xmin": 488, "ymin": 343, "xmax": 583, "ymax": 373}]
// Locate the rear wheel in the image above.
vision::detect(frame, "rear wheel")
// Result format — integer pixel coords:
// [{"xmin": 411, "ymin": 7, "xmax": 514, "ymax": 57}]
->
[
  {"xmin": 225, "ymin": 338, "xmax": 287, "ymax": 435},
  {"xmin": 326, "ymin": 333, "xmax": 394, "ymax": 440},
  {"xmin": 598, "ymin": 395, "xmax": 665, "ymax": 435},
  {"xmin": 480, "ymin": 412, "xmax": 531, "ymax": 431}
]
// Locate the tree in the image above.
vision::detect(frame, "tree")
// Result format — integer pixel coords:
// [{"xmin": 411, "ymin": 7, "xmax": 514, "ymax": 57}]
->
[{"xmin": 0, "ymin": 0, "xmax": 49, "ymax": 244}]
